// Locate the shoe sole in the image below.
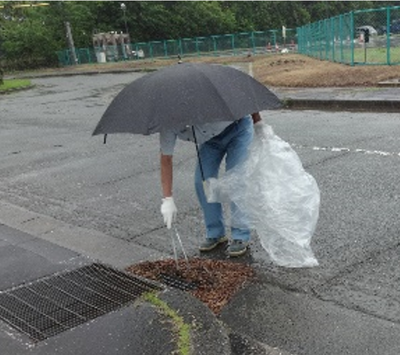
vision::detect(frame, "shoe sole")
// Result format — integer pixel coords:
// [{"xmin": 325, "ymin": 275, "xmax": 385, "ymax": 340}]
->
[
  {"xmin": 199, "ymin": 237, "xmax": 228, "ymax": 252},
  {"xmin": 228, "ymin": 246, "xmax": 249, "ymax": 257}
]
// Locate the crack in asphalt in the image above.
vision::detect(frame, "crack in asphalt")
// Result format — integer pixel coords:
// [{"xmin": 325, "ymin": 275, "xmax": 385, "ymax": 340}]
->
[{"xmin": 316, "ymin": 241, "xmax": 400, "ymax": 289}]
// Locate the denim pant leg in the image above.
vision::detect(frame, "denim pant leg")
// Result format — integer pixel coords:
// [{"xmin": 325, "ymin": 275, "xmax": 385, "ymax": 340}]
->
[
  {"xmin": 225, "ymin": 117, "xmax": 254, "ymax": 241},
  {"xmin": 195, "ymin": 116, "xmax": 254, "ymax": 241},
  {"xmin": 195, "ymin": 141, "xmax": 226, "ymax": 239}
]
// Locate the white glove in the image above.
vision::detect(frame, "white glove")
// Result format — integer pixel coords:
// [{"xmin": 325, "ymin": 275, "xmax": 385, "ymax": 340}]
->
[
  {"xmin": 254, "ymin": 120, "xmax": 264, "ymax": 136},
  {"xmin": 161, "ymin": 197, "xmax": 177, "ymax": 229}
]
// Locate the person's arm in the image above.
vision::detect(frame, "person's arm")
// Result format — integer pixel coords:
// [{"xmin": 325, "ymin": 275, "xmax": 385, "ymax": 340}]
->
[
  {"xmin": 160, "ymin": 154, "xmax": 173, "ymax": 197},
  {"xmin": 159, "ymin": 132, "xmax": 178, "ymax": 229},
  {"xmin": 160, "ymin": 154, "xmax": 177, "ymax": 229},
  {"xmin": 251, "ymin": 112, "xmax": 261, "ymax": 124}
]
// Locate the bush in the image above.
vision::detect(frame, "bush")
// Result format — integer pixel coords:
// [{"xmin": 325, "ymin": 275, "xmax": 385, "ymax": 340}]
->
[{"xmin": 1, "ymin": 55, "xmax": 59, "ymax": 72}]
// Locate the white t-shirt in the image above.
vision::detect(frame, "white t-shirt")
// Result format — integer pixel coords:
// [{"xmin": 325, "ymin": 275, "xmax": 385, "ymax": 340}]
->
[{"xmin": 159, "ymin": 121, "xmax": 232, "ymax": 155}]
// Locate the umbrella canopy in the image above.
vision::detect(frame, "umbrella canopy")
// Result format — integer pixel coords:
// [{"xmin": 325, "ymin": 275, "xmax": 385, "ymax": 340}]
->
[{"xmin": 92, "ymin": 62, "xmax": 281, "ymax": 136}]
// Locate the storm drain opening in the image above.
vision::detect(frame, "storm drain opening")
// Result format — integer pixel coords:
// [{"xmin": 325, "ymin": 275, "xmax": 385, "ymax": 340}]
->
[
  {"xmin": 0, "ymin": 263, "xmax": 163, "ymax": 342},
  {"xmin": 159, "ymin": 273, "xmax": 198, "ymax": 291}
]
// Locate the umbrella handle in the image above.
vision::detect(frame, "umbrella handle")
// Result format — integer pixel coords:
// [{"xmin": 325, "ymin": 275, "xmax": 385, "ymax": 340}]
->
[
  {"xmin": 192, "ymin": 127, "xmax": 205, "ymax": 182},
  {"xmin": 103, "ymin": 134, "xmax": 107, "ymax": 144}
]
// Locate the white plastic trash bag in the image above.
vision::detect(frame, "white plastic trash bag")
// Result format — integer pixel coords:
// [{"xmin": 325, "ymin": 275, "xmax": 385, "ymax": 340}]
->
[{"xmin": 206, "ymin": 122, "xmax": 320, "ymax": 268}]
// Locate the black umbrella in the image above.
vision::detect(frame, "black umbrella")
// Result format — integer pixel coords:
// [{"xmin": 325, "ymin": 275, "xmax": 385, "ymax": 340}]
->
[{"xmin": 92, "ymin": 62, "xmax": 281, "ymax": 137}]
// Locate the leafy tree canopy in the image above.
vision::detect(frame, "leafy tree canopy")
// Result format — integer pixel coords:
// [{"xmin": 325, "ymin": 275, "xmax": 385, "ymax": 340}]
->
[{"xmin": 0, "ymin": 1, "xmax": 398, "ymax": 70}]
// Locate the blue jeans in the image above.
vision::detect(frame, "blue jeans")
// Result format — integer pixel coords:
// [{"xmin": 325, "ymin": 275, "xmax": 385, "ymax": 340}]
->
[{"xmin": 195, "ymin": 116, "xmax": 253, "ymax": 241}]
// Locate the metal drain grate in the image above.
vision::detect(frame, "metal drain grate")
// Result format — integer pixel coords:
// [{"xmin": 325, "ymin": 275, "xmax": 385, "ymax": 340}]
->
[
  {"xmin": 159, "ymin": 273, "xmax": 198, "ymax": 291},
  {"xmin": 0, "ymin": 263, "xmax": 162, "ymax": 342}
]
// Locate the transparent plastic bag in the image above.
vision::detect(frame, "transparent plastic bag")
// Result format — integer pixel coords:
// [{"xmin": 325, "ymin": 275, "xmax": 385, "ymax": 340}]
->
[{"xmin": 206, "ymin": 122, "xmax": 319, "ymax": 267}]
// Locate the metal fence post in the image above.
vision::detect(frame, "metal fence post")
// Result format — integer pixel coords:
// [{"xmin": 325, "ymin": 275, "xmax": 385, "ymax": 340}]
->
[
  {"xmin": 386, "ymin": 6, "xmax": 391, "ymax": 65},
  {"xmin": 163, "ymin": 40, "xmax": 168, "ymax": 58},
  {"xmin": 272, "ymin": 30, "xmax": 277, "ymax": 49},
  {"xmin": 212, "ymin": 36, "xmax": 217, "ymax": 56},
  {"xmin": 331, "ymin": 17, "xmax": 334, "ymax": 61},
  {"xmin": 350, "ymin": 11, "xmax": 354, "ymax": 66},
  {"xmin": 178, "ymin": 38, "xmax": 183, "ymax": 57},
  {"xmin": 195, "ymin": 37, "xmax": 199, "ymax": 57},
  {"xmin": 297, "ymin": 27, "xmax": 302, "ymax": 53},
  {"xmin": 251, "ymin": 31, "xmax": 255, "ymax": 54},
  {"xmin": 339, "ymin": 14, "xmax": 343, "ymax": 63},
  {"xmin": 318, "ymin": 20, "xmax": 322, "ymax": 59},
  {"xmin": 149, "ymin": 42, "xmax": 153, "ymax": 59}
]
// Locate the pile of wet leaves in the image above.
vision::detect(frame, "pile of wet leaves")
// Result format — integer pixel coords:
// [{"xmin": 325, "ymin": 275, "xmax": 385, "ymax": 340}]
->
[{"xmin": 126, "ymin": 258, "xmax": 255, "ymax": 314}]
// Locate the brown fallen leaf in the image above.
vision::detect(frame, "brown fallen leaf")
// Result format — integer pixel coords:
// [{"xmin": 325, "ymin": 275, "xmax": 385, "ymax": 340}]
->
[{"xmin": 126, "ymin": 258, "xmax": 255, "ymax": 314}]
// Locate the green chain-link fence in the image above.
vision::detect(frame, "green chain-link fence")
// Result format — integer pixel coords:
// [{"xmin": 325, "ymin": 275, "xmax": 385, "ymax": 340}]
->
[
  {"xmin": 297, "ymin": 5, "xmax": 400, "ymax": 65},
  {"xmin": 56, "ymin": 29, "xmax": 297, "ymax": 66}
]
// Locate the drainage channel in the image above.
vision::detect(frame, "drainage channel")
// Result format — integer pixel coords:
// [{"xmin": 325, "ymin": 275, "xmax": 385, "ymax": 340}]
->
[
  {"xmin": 0, "ymin": 263, "xmax": 163, "ymax": 342},
  {"xmin": 159, "ymin": 273, "xmax": 198, "ymax": 291}
]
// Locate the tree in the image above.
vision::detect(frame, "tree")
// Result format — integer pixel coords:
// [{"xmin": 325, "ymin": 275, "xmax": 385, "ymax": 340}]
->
[
  {"xmin": 44, "ymin": 2, "xmax": 96, "ymax": 48},
  {"xmin": 128, "ymin": 2, "xmax": 236, "ymax": 41},
  {"xmin": 0, "ymin": 1, "xmax": 397, "ymax": 70},
  {"xmin": 0, "ymin": 3, "xmax": 59, "ymax": 69},
  {"xmin": 131, "ymin": 2, "xmax": 175, "ymax": 41}
]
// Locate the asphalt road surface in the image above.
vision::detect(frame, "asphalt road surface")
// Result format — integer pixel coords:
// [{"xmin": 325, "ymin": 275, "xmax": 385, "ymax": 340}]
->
[{"xmin": 1, "ymin": 73, "xmax": 400, "ymax": 354}]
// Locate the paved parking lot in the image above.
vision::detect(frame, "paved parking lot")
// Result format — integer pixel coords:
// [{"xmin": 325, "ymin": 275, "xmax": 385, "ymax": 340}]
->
[{"xmin": 1, "ymin": 73, "xmax": 400, "ymax": 354}]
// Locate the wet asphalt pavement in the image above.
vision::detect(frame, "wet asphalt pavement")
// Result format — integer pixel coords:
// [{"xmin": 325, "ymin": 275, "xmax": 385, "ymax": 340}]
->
[{"xmin": 1, "ymin": 72, "xmax": 400, "ymax": 354}]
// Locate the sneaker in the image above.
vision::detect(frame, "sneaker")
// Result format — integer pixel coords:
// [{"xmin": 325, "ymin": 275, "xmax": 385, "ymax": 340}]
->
[
  {"xmin": 199, "ymin": 236, "xmax": 228, "ymax": 252},
  {"xmin": 227, "ymin": 240, "xmax": 249, "ymax": 257}
]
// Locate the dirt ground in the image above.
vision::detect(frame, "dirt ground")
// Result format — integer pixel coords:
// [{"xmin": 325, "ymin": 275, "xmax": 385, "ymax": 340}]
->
[
  {"xmin": 35, "ymin": 53, "xmax": 400, "ymax": 88},
  {"xmin": 252, "ymin": 53, "xmax": 400, "ymax": 87}
]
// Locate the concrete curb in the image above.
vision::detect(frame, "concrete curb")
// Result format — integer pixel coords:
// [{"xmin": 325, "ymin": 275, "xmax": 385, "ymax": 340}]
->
[
  {"xmin": 4, "ymin": 68, "xmax": 156, "ymax": 80},
  {"xmin": 378, "ymin": 80, "xmax": 400, "ymax": 87},
  {"xmin": 158, "ymin": 288, "xmax": 295, "ymax": 355},
  {"xmin": 159, "ymin": 288, "xmax": 232, "ymax": 355},
  {"xmin": 5, "ymin": 68, "xmax": 400, "ymax": 113},
  {"xmin": 284, "ymin": 98, "xmax": 400, "ymax": 112}
]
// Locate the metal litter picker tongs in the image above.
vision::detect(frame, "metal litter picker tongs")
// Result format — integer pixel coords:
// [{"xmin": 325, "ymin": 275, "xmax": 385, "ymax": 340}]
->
[{"xmin": 170, "ymin": 226, "xmax": 190, "ymax": 270}]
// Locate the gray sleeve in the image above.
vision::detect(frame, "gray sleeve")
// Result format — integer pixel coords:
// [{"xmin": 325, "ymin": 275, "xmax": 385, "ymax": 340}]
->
[{"xmin": 159, "ymin": 129, "xmax": 177, "ymax": 155}]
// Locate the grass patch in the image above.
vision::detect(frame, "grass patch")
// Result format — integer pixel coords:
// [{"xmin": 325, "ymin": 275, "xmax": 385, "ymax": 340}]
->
[
  {"xmin": 0, "ymin": 79, "xmax": 32, "ymax": 92},
  {"xmin": 143, "ymin": 292, "xmax": 191, "ymax": 355},
  {"xmin": 353, "ymin": 46, "xmax": 400, "ymax": 64}
]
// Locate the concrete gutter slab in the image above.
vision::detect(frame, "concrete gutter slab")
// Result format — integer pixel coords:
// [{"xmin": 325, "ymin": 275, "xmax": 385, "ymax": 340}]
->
[{"xmin": 0, "ymin": 224, "xmax": 91, "ymax": 290}]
